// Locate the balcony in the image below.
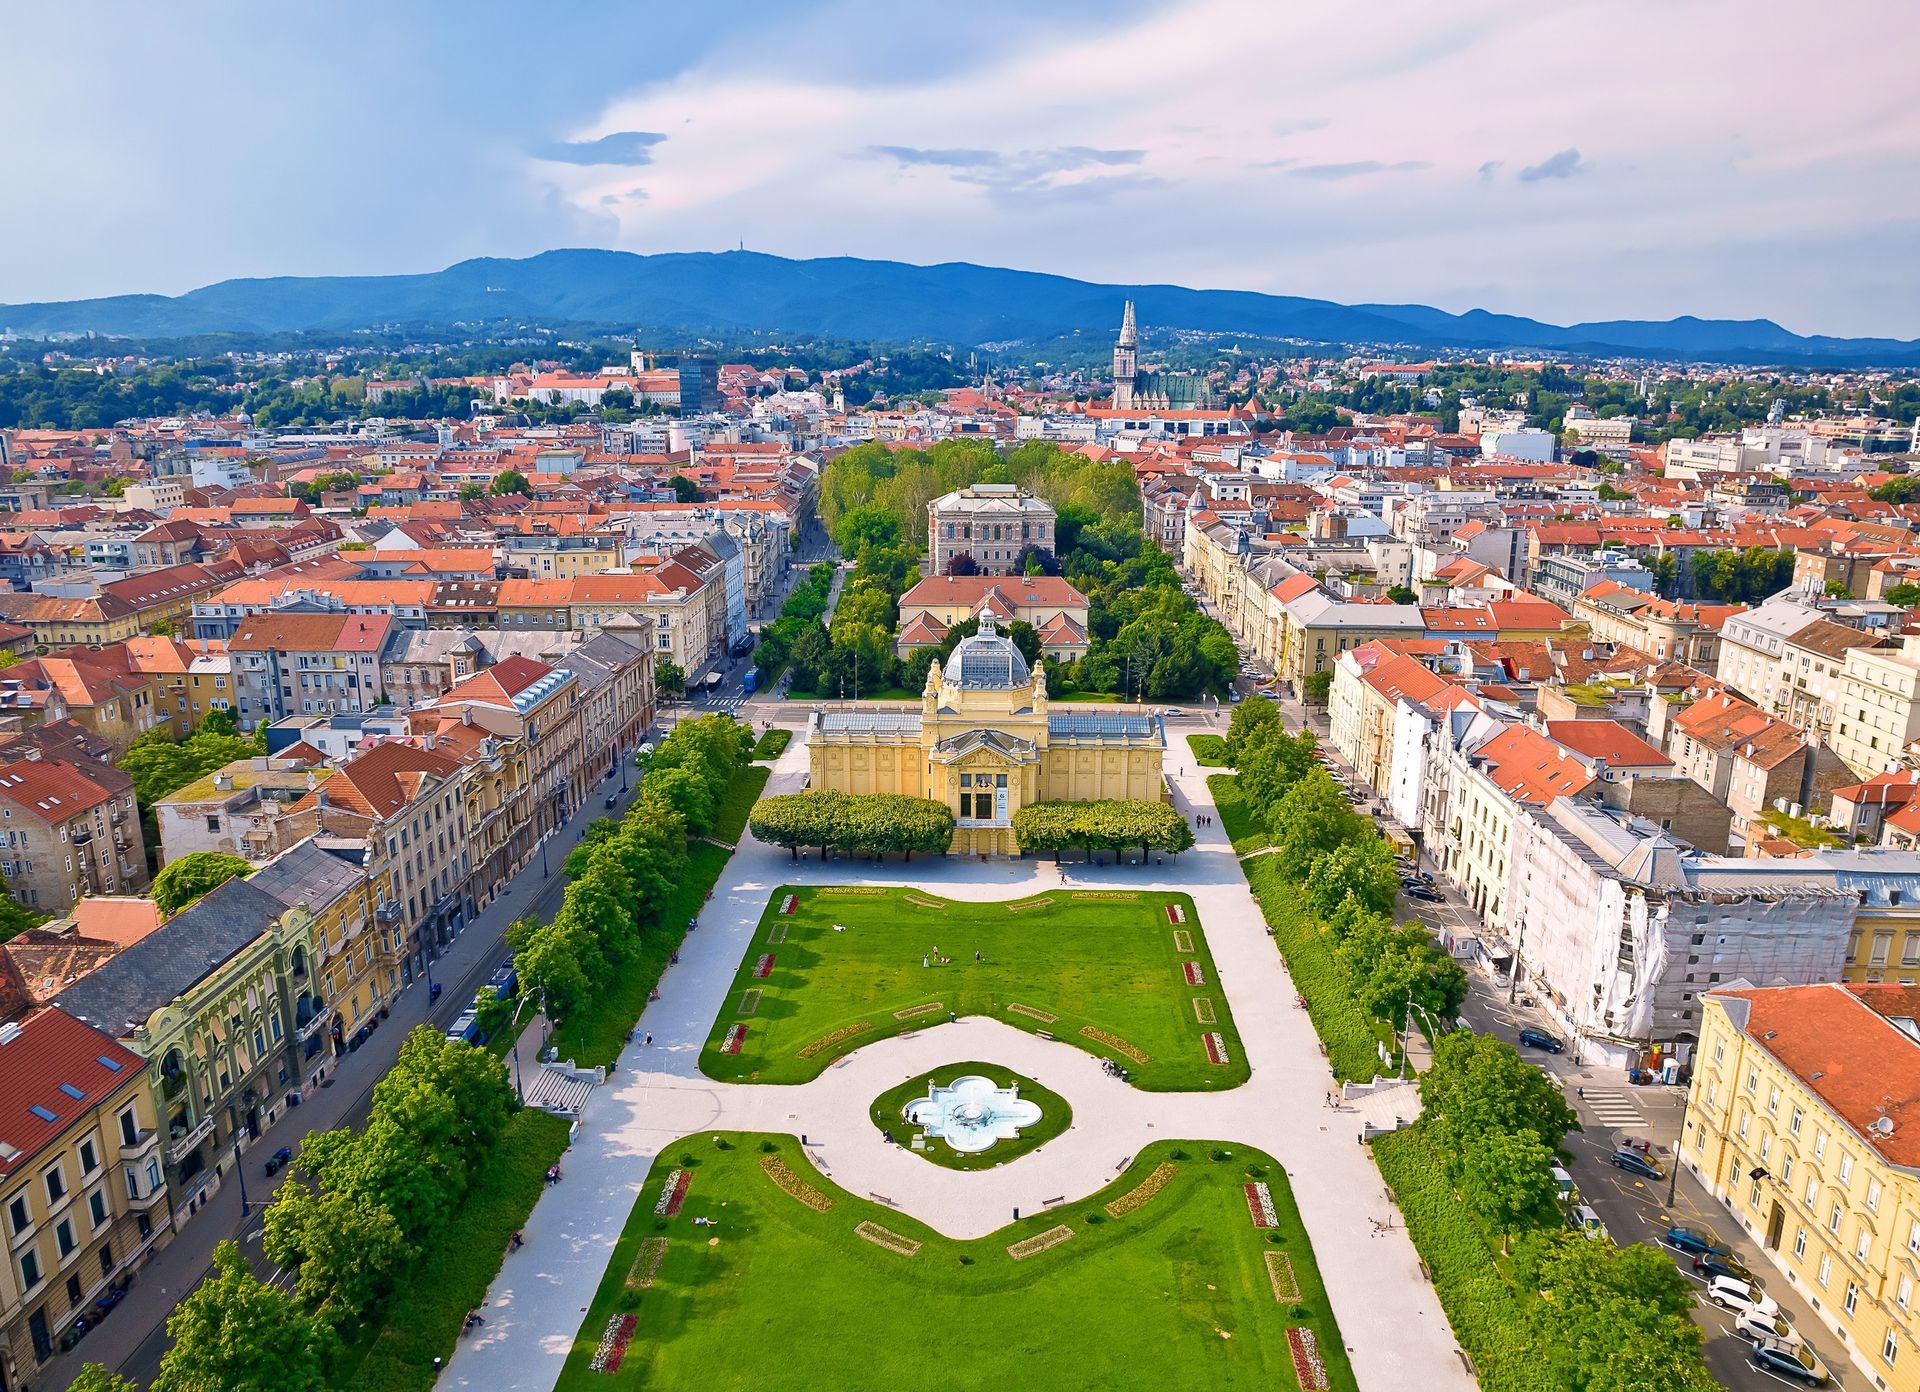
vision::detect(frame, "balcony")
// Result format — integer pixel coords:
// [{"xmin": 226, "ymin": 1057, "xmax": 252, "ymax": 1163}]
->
[
  {"xmin": 124, "ymin": 1175, "xmax": 168, "ymax": 1211},
  {"xmin": 120, "ymin": 1125, "xmax": 162, "ymax": 1162},
  {"xmin": 167, "ymin": 1114, "xmax": 214, "ymax": 1163},
  {"xmin": 376, "ymin": 900, "xmax": 403, "ymax": 924},
  {"xmin": 299, "ymin": 1009, "xmax": 331, "ymax": 1045}
]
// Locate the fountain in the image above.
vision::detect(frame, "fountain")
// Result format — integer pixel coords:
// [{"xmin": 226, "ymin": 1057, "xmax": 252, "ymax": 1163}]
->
[{"xmin": 905, "ymin": 1074, "xmax": 1042, "ymax": 1153}]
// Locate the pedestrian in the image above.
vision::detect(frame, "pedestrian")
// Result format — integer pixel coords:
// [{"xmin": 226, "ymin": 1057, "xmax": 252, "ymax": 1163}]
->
[
  {"xmin": 644, "ymin": 1032, "xmax": 653, "ymax": 1046},
  {"xmin": 1576, "ymin": 1086, "xmax": 1585, "ymax": 1100},
  {"xmin": 974, "ymin": 949, "xmax": 982, "ymax": 962},
  {"xmin": 923, "ymin": 955, "xmax": 929, "ymax": 968}
]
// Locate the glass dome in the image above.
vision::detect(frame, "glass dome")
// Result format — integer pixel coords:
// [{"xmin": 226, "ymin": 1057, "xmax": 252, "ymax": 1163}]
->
[{"xmin": 947, "ymin": 616, "xmax": 1030, "ymax": 689}]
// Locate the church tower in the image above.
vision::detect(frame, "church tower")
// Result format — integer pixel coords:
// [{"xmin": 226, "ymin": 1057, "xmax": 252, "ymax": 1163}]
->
[{"xmin": 1111, "ymin": 300, "xmax": 1138, "ymax": 410}]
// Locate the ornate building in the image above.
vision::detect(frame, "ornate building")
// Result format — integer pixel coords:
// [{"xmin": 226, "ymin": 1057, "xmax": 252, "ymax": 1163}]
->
[
  {"xmin": 806, "ymin": 618, "xmax": 1167, "ymax": 855},
  {"xmin": 1110, "ymin": 301, "xmax": 1218, "ymax": 412}
]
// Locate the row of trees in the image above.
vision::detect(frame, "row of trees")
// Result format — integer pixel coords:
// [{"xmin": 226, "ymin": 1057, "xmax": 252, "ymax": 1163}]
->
[
  {"xmin": 64, "ymin": 1029, "xmax": 518, "ymax": 1392},
  {"xmin": 750, "ymin": 562, "xmax": 836, "ymax": 683},
  {"xmin": 511, "ymin": 714, "xmax": 751, "ymax": 1021},
  {"xmin": 748, "ymin": 790, "xmax": 954, "ymax": 860},
  {"xmin": 1688, "ymin": 545, "xmax": 1794, "ymax": 603},
  {"xmin": 1010, "ymin": 800, "xmax": 1194, "ymax": 861}
]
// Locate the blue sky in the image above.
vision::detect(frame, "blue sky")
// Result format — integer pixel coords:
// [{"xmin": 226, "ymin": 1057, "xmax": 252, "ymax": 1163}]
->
[{"xmin": 6, "ymin": 0, "xmax": 1918, "ymax": 338}]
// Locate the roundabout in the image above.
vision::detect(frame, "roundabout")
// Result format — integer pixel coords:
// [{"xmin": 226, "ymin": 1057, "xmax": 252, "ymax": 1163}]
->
[{"xmin": 872, "ymin": 1061, "xmax": 1069, "ymax": 1169}]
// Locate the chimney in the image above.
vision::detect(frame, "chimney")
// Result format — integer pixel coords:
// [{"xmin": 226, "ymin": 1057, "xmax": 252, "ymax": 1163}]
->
[
  {"xmin": 315, "ymin": 786, "xmax": 328, "ymax": 810},
  {"xmin": 214, "ymin": 772, "xmax": 233, "ymax": 791},
  {"xmin": 20, "ymin": 747, "xmax": 40, "ymax": 762},
  {"xmin": 462, "ymin": 707, "xmax": 475, "ymax": 726}
]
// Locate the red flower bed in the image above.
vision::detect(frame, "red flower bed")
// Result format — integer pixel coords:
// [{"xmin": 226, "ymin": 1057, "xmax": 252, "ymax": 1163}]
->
[
  {"xmin": 1204, "ymin": 1032, "xmax": 1228, "ymax": 1065},
  {"xmin": 754, "ymin": 953, "xmax": 775, "ymax": 979},
  {"xmin": 1244, "ymin": 1181, "xmax": 1277, "ymax": 1228},
  {"xmin": 590, "ymin": 1313, "xmax": 639, "ymax": 1373},
  {"xmin": 1183, "ymin": 961, "xmax": 1204, "ymax": 986},
  {"xmin": 779, "ymin": 894, "xmax": 797, "ymax": 915},
  {"xmin": 1286, "ymin": 1327, "xmax": 1330, "ymax": 1389},
  {"xmin": 658, "ymin": 1169, "xmax": 691, "ymax": 1218},
  {"xmin": 722, "ymin": 1024, "xmax": 747, "ymax": 1054},
  {"xmin": 1165, "ymin": 903, "xmax": 1186, "ymax": 924}
]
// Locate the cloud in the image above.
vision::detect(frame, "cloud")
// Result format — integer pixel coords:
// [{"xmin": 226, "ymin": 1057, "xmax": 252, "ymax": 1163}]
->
[
  {"xmin": 1518, "ymin": 147, "xmax": 1588, "ymax": 182},
  {"xmin": 531, "ymin": 131, "xmax": 668, "ymax": 166},
  {"xmin": 1289, "ymin": 159, "xmax": 1431, "ymax": 180},
  {"xmin": 865, "ymin": 145, "xmax": 999, "ymax": 168},
  {"xmin": 1477, "ymin": 159, "xmax": 1503, "ymax": 179},
  {"xmin": 861, "ymin": 144, "xmax": 1145, "ymax": 196}
]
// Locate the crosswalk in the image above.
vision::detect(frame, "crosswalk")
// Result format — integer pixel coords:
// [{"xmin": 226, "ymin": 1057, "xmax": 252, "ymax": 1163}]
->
[{"xmin": 1580, "ymin": 1088, "xmax": 1646, "ymax": 1130}]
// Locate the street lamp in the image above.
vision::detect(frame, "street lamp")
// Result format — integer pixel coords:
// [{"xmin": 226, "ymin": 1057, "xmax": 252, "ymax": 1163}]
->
[{"xmin": 508, "ymin": 989, "xmax": 546, "ymax": 1105}]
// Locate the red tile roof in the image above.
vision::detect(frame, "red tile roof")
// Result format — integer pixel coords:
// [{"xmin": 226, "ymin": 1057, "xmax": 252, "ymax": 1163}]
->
[
  {"xmin": 1544, "ymin": 719, "xmax": 1670, "ymax": 768},
  {"xmin": 1471, "ymin": 725, "xmax": 1597, "ymax": 804},
  {"xmin": 0, "ymin": 1007, "xmax": 145, "ymax": 1177}
]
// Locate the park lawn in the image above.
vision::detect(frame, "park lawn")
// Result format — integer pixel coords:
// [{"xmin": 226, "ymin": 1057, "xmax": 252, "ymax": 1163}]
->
[
  {"xmin": 1188, "ymin": 732, "xmax": 1230, "ymax": 766},
  {"xmin": 335, "ymin": 1108, "xmax": 571, "ymax": 1392},
  {"xmin": 1208, "ymin": 773, "xmax": 1270, "ymax": 853},
  {"xmin": 713, "ymin": 763, "xmax": 771, "ymax": 845},
  {"xmin": 555, "ymin": 1134, "xmax": 1355, "ymax": 1392},
  {"xmin": 869, "ymin": 1061, "xmax": 1071, "ymax": 1170},
  {"xmin": 700, "ymin": 887, "xmax": 1246, "ymax": 1091},
  {"xmin": 751, "ymin": 727, "xmax": 792, "ymax": 760}
]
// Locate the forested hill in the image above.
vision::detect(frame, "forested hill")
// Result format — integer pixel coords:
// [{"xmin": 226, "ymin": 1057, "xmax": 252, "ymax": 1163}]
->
[{"xmin": 4, "ymin": 250, "xmax": 1917, "ymax": 365}]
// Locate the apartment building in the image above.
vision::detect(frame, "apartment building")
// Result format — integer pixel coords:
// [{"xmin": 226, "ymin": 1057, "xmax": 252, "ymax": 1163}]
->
[
  {"xmin": 52, "ymin": 877, "xmax": 318, "ymax": 1227},
  {"xmin": 895, "ymin": 576, "xmax": 1091, "ymax": 661},
  {"xmin": 926, "ymin": 484, "xmax": 1057, "ymax": 576},
  {"xmin": 1778, "ymin": 621, "xmax": 1887, "ymax": 742},
  {"xmin": 0, "ymin": 1005, "xmax": 169, "ymax": 1391},
  {"xmin": 0, "ymin": 750, "xmax": 148, "ymax": 914},
  {"xmin": 152, "ymin": 761, "xmax": 332, "ymax": 865},
  {"xmin": 1662, "ymin": 687, "xmax": 1855, "ymax": 852},
  {"xmin": 248, "ymin": 840, "xmax": 396, "ymax": 1055},
  {"xmin": 378, "ymin": 627, "xmax": 581, "ymax": 709},
  {"xmin": 1687, "ymin": 984, "xmax": 1920, "ymax": 1391},
  {"xmin": 229, "ymin": 613, "xmax": 395, "ymax": 729},
  {"xmin": 1718, "ymin": 593, "xmax": 1833, "ymax": 713},
  {"xmin": 1834, "ymin": 638, "xmax": 1920, "ymax": 779},
  {"xmin": 556, "ymin": 627, "xmax": 657, "ymax": 788},
  {"xmin": 412, "ymin": 656, "xmax": 586, "ymax": 849},
  {"xmin": 1569, "ymin": 581, "xmax": 1743, "ymax": 667}
]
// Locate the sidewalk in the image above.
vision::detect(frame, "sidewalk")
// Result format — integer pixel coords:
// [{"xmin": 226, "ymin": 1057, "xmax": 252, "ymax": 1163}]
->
[{"xmin": 45, "ymin": 749, "xmax": 653, "ymax": 1390}]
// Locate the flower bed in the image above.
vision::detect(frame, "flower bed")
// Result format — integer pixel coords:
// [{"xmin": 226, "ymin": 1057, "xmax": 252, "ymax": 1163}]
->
[
  {"xmin": 1165, "ymin": 902, "xmax": 1186, "ymax": 924},
  {"xmin": 1204, "ymin": 1032, "xmax": 1229, "ymax": 1066},
  {"xmin": 656, "ymin": 1169, "xmax": 690, "ymax": 1217},
  {"xmin": 1007, "ymin": 1003, "xmax": 1058, "ymax": 1024},
  {"xmin": 796, "ymin": 1020, "xmax": 871, "ymax": 1059},
  {"xmin": 1183, "ymin": 961, "xmax": 1205, "ymax": 986},
  {"xmin": 1192, "ymin": 998, "xmax": 1216, "ymax": 1025},
  {"xmin": 722, "ymin": 1024, "xmax": 748, "ymax": 1055},
  {"xmin": 1104, "ymin": 1162, "xmax": 1178, "ymax": 1218},
  {"xmin": 1172, "ymin": 929, "xmax": 1193, "ymax": 952},
  {"xmin": 1070, "ymin": 891, "xmax": 1139, "ymax": 901},
  {"xmin": 1080, "ymin": 1025, "xmax": 1149, "ymax": 1065},
  {"xmin": 737, "ymin": 989, "xmax": 761, "ymax": 1016},
  {"xmin": 1005, "ymin": 897, "xmax": 1054, "ymax": 914},
  {"xmin": 754, "ymin": 953, "xmax": 776, "ymax": 979},
  {"xmin": 589, "ymin": 1313, "xmax": 639, "ymax": 1373},
  {"xmin": 904, "ymin": 892, "xmax": 946, "ymax": 909},
  {"xmin": 760, "ymin": 1155, "xmax": 834, "ymax": 1212},
  {"xmin": 1006, "ymin": 1224, "xmax": 1076, "ymax": 1260},
  {"xmin": 779, "ymin": 893, "xmax": 797, "ymax": 915},
  {"xmin": 1286, "ymin": 1327, "xmax": 1330, "ymax": 1390},
  {"xmin": 1264, "ymin": 1251, "xmax": 1300, "ymax": 1303},
  {"xmin": 626, "ymin": 1237, "xmax": 669, "ymax": 1292},
  {"xmin": 819, "ymin": 886, "xmax": 888, "ymax": 896},
  {"xmin": 1244, "ymin": 1181, "xmax": 1277, "ymax": 1229},
  {"xmin": 893, "ymin": 1001, "xmax": 943, "ymax": 1020},
  {"xmin": 854, "ymin": 1220, "xmax": 921, "ymax": 1256}
]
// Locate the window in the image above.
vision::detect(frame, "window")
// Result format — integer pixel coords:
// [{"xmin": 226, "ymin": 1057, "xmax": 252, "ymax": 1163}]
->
[
  {"xmin": 1900, "ymin": 1273, "xmax": 1913, "ymax": 1311},
  {"xmin": 1830, "ymin": 1203, "xmax": 1845, "ymax": 1234},
  {"xmin": 1858, "ymin": 1228, "xmax": 1872, "ymax": 1261},
  {"xmin": 78, "ymin": 1137, "xmax": 97, "ymax": 1175},
  {"xmin": 1840, "ymin": 1153, "xmax": 1854, "ymax": 1185},
  {"xmin": 1845, "ymin": 1281, "xmax": 1860, "ymax": 1316},
  {"xmin": 1807, "ymin": 1177, "xmax": 1821, "ymax": 1207},
  {"xmin": 1794, "ymin": 1226, "xmax": 1808, "ymax": 1259},
  {"xmin": 20, "ymin": 1248, "xmax": 41, "ymax": 1290},
  {"xmin": 1782, "ymin": 1156, "xmax": 1795, "ymax": 1185},
  {"xmin": 6, "ymin": 1193, "xmax": 28, "ymax": 1235},
  {"xmin": 1885, "ymin": 1330, "xmax": 1900, "ymax": 1366},
  {"xmin": 55, "ymin": 1217, "xmax": 74, "ymax": 1257},
  {"xmin": 1767, "ymin": 1085, "xmax": 1780, "ymax": 1115},
  {"xmin": 1815, "ymin": 1130, "xmax": 1828, "ymax": 1160},
  {"xmin": 1747, "ymin": 1066, "xmax": 1759, "ymax": 1093},
  {"xmin": 1790, "ymin": 1107, "xmax": 1803, "ymax": 1135},
  {"xmin": 1819, "ymin": 1253, "xmax": 1833, "ymax": 1287},
  {"xmin": 88, "ymin": 1189, "xmax": 105, "ymax": 1228},
  {"xmin": 118, "ymin": 1108, "xmax": 137, "ymax": 1147},
  {"xmin": 44, "ymin": 1166, "xmax": 65, "ymax": 1205},
  {"xmin": 1868, "ymin": 1178, "xmax": 1882, "ymax": 1212}
]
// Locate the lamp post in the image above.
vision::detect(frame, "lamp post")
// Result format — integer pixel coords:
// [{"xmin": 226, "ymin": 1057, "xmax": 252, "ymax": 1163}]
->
[
  {"xmin": 1507, "ymin": 916, "xmax": 1526, "ymax": 1005},
  {"xmin": 508, "ymin": 990, "xmax": 546, "ymax": 1105}
]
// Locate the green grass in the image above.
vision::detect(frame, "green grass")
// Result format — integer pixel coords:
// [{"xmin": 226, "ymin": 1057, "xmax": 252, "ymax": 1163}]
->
[
  {"xmin": 713, "ymin": 763, "xmax": 771, "ymax": 845},
  {"xmin": 1188, "ymin": 733, "xmax": 1230, "ymax": 766},
  {"xmin": 701, "ymin": 886, "xmax": 1246, "ymax": 1091},
  {"xmin": 555, "ymin": 1134, "xmax": 1356, "ymax": 1392},
  {"xmin": 868, "ymin": 1061, "xmax": 1072, "ymax": 1170},
  {"xmin": 1050, "ymin": 690, "xmax": 1126, "ymax": 703},
  {"xmin": 1207, "ymin": 773, "xmax": 1270, "ymax": 853},
  {"xmin": 785, "ymin": 686, "xmax": 920, "ymax": 701},
  {"xmin": 751, "ymin": 727, "xmax": 792, "ymax": 760},
  {"xmin": 336, "ymin": 1109, "xmax": 571, "ymax": 1392}
]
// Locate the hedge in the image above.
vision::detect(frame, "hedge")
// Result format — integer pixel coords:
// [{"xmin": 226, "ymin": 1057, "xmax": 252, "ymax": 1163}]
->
[
  {"xmin": 1187, "ymin": 733, "xmax": 1230, "ymax": 767},
  {"xmin": 1207, "ymin": 773, "xmax": 1270, "ymax": 854}
]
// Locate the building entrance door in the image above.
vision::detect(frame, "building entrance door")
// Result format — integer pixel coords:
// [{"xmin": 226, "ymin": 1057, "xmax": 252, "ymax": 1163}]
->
[{"xmin": 1766, "ymin": 1201, "xmax": 1785, "ymax": 1251}]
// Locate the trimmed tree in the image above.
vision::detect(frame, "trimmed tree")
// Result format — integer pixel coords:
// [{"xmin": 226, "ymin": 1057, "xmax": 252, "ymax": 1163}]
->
[{"xmin": 153, "ymin": 852, "xmax": 253, "ymax": 917}]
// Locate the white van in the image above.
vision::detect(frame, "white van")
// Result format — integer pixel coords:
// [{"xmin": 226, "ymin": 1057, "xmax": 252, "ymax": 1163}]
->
[{"xmin": 1567, "ymin": 1204, "xmax": 1608, "ymax": 1241}]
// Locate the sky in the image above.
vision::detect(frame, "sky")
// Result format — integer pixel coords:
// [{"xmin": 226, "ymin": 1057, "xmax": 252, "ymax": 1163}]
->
[{"xmin": 5, "ymin": 0, "xmax": 1919, "ymax": 339}]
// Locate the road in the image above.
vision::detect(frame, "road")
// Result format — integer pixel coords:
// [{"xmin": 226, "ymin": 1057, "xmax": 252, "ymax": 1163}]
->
[{"xmin": 1258, "ymin": 669, "xmax": 1859, "ymax": 1392}]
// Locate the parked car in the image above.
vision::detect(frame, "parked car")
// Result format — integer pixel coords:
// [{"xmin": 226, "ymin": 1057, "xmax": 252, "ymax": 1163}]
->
[
  {"xmin": 1404, "ymin": 886, "xmax": 1443, "ymax": 903},
  {"xmin": 1706, "ymin": 1275, "xmax": 1779, "ymax": 1320},
  {"xmin": 1565, "ymin": 1203, "xmax": 1608, "ymax": 1240},
  {"xmin": 1517, "ymin": 1027, "xmax": 1564, "ymax": 1053},
  {"xmin": 1663, "ymin": 1225, "xmax": 1730, "ymax": 1259},
  {"xmin": 1693, "ymin": 1250, "xmax": 1756, "ymax": 1284},
  {"xmin": 1731, "ymin": 1307, "xmax": 1795, "ymax": 1344},
  {"xmin": 1748, "ymin": 1334, "xmax": 1829, "ymax": 1386},
  {"xmin": 1608, "ymin": 1148, "xmax": 1664, "ymax": 1180}
]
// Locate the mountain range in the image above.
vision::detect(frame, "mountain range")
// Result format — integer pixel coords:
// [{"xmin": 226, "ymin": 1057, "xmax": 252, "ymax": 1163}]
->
[{"xmin": 4, "ymin": 249, "xmax": 1916, "ymax": 366}]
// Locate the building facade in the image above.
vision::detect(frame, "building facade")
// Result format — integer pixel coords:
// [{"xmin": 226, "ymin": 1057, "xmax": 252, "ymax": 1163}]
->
[{"xmin": 926, "ymin": 484, "xmax": 1057, "ymax": 577}]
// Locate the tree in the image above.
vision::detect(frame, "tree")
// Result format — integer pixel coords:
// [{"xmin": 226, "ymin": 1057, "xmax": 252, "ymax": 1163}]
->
[
  {"xmin": 1223, "ymin": 695, "xmax": 1281, "ymax": 762},
  {"xmin": 197, "ymin": 706, "xmax": 239, "ymax": 738},
  {"xmin": 458, "ymin": 483, "xmax": 484, "ymax": 500},
  {"xmin": 1522, "ymin": 1234, "xmax": 1718, "ymax": 1392},
  {"xmin": 147, "ymin": 618, "xmax": 176, "ymax": 636},
  {"xmin": 668, "ymin": 474, "xmax": 701, "ymax": 503},
  {"xmin": 643, "ymin": 764, "xmax": 716, "ymax": 837},
  {"xmin": 944, "ymin": 552, "xmax": 979, "ymax": 577},
  {"xmin": 1233, "ymin": 723, "xmax": 1317, "ymax": 807},
  {"xmin": 1648, "ymin": 552, "xmax": 1679, "ymax": 597},
  {"xmin": 1303, "ymin": 838, "xmax": 1401, "ymax": 920},
  {"xmin": 1386, "ymin": 584, "xmax": 1417, "ymax": 605},
  {"xmin": 490, "ymin": 469, "xmax": 532, "ymax": 497},
  {"xmin": 1267, "ymin": 769, "xmax": 1366, "ymax": 878},
  {"xmin": 1418, "ymin": 1030, "xmax": 1580, "ymax": 1151},
  {"xmin": 1302, "ymin": 669, "xmax": 1334, "ymax": 704},
  {"xmin": 153, "ymin": 852, "xmax": 252, "ymax": 917},
  {"xmin": 1459, "ymin": 1128, "xmax": 1562, "ymax": 1253},
  {"xmin": 261, "ymin": 1181, "xmax": 411, "ymax": 1332},
  {"xmin": 1886, "ymin": 583, "xmax": 1920, "ymax": 608},
  {"xmin": 833, "ymin": 503, "xmax": 901, "ymax": 556},
  {"xmin": 158, "ymin": 1240, "xmax": 332, "ymax": 1392},
  {"xmin": 65, "ymin": 1367, "xmax": 140, "ymax": 1392},
  {"xmin": 656, "ymin": 659, "xmax": 685, "ymax": 697}
]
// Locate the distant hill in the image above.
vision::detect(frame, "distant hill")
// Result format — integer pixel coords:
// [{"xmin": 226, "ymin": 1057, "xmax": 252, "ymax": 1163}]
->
[{"xmin": 3, "ymin": 249, "xmax": 1915, "ymax": 366}]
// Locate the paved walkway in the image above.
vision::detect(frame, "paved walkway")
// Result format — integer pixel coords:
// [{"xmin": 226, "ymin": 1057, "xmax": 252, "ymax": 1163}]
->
[{"xmin": 444, "ymin": 739, "xmax": 1473, "ymax": 1392}]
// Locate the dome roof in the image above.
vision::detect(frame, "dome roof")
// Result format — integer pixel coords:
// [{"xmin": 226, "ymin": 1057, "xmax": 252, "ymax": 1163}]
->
[{"xmin": 948, "ymin": 616, "xmax": 1030, "ymax": 690}]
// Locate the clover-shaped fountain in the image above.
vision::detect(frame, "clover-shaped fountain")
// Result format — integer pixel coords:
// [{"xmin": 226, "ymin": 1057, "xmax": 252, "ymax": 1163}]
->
[{"xmin": 905, "ymin": 1074, "xmax": 1042, "ymax": 1153}]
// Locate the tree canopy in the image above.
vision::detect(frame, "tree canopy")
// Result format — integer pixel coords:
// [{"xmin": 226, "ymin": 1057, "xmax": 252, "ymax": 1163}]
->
[
  {"xmin": 1011, "ymin": 799, "xmax": 1195, "ymax": 861},
  {"xmin": 153, "ymin": 852, "xmax": 253, "ymax": 917},
  {"xmin": 749, "ymin": 790, "xmax": 954, "ymax": 860}
]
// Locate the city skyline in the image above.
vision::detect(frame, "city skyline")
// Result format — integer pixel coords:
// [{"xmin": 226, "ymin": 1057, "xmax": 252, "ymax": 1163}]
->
[{"xmin": 6, "ymin": 0, "xmax": 1919, "ymax": 338}]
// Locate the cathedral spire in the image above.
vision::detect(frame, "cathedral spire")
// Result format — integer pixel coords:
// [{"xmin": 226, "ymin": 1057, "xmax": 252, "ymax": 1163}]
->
[{"xmin": 1118, "ymin": 299, "xmax": 1138, "ymax": 347}]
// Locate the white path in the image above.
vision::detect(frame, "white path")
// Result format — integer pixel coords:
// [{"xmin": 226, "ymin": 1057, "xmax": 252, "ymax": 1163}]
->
[{"xmin": 445, "ymin": 741, "xmax": 1474, "ymax": 1391}]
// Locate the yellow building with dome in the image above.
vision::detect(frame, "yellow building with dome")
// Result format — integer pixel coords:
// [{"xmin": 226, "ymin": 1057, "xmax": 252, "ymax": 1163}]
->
[{"xmin": 805, "ymin": 617, "xmax": 1168, "ymax": 855}]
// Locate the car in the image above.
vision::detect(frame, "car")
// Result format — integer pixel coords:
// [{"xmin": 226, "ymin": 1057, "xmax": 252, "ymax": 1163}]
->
[
  {"xmin": 1663, "ymin": 1225, "xmax": 1730, "ymax": 1259},
  {"xmin": 1693, "ymin": 1250, "xmax": 1756, "ymax": 1284},
  {"xmin": 1405, "ymin": 886, "xmax": 1443, "ymax": 903},
  {"xmin": 1707, "ymin": 1275, "xmax": 1779, "ymax": 1320},
  {"xmin": 1564, "ymin": 1203, "xmax": 1608, "ymax": 1240},
  {"xmin": 1608, "ymin": 1148, "xmax": 1664, "ymax": 1180},
  {"xmin": 1731, "ymin": 1307, "xmax": 1796, "ymax": 1344},
  {"xmin": 1749, "ymin": 1334, "xmax": 1829, "ymax": 1386},
  {"xmin": 1517, "ymin": 1027, "xmax": 1564, "ymax": 1053}
]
